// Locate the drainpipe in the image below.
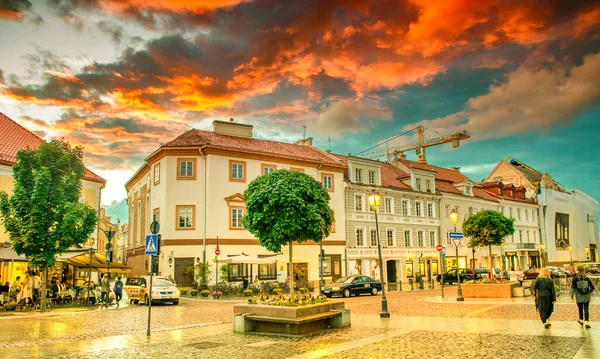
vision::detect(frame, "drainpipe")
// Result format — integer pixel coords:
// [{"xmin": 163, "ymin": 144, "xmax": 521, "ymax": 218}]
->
[{"xmin": 199, "ymin": 146, "xmax": 208, "ymax": 264}]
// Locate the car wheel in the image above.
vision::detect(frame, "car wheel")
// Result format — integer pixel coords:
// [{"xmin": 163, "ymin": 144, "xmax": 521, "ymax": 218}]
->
[
  {"xmin": 172, "ymin": 300, "xmax": 179, "ymax": 305},
  {"xmin": 343, "ymin": 289, "xmax": 351, "ymax": 298},
  {"xmin": 129, "ymin": 299, "xmax": 133, "ymax": 304},
  {"xmin": 144, "ymin": 295, "xmax": 149, "ymax": 306},
  {"xmin": 133, "ymin": 299, "xmax": 139, "ymax": 305},
  {"xmin": 448, "ymin": 282, "xmax": 453, "ymax": 285},
  {"xmin": 371, "ymin": 287, "xmax": 378, "ymax": 296}
]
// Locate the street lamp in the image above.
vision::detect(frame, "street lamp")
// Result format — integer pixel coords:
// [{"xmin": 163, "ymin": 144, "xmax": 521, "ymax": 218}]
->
[
  {"xmin": 472, "ymin": 247, "xmax": 476, "ymax": 268},
  {"xmin": 568, "ymin": 245, "xmax": 573, "ymax": 267},
  {"xmin": 540, "ymin": 243, "xmax": 545, "ymax": 267},
  {"xmin": 449, "ymin": 209, "xmax": 464, "ymax": 302},
  {"xmin": 101, "ymin": 228, "xmax": 116, "ymax": 280},
  {"xmin": 585, "ymin": 247, "xmax": 590, "ymax": 261},
  {"xmin": 368, "ymin": 192, "xmax": 390, "ymax": 318}
]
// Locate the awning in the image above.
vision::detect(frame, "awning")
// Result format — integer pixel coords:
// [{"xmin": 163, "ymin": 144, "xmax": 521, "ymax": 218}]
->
[
  {"xmin": 272, "ymin": 255, "xmax": 311, "ymax": 263},
  {"xmin": 66, "ymin": 252, "xmax": 130, "ymax": 273},
  {"xmin": 0, "ymin": 248, "xmax": 28, "ymax": 261},
  {"xmin": 215, "ymin": 255, "xmax": 276, "ymax": 264}
]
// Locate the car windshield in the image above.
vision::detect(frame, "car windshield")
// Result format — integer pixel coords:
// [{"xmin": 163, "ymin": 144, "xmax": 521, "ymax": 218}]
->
[
  {"xmin": 335, "ymin": 277, "xmax": 355, "ymax": 284},
  {"xmin": 152, "ymin": 278, "xmax": 174, "ymax": 287}
]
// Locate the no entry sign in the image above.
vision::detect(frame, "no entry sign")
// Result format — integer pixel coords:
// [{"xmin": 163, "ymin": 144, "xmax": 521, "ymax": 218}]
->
[{"xmin": 436, "ymin": 244, "xmax": 443, "ymax": 252}]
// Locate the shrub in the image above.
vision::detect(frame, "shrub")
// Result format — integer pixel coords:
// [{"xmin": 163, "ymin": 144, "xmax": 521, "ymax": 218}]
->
[
  {"xmin": 179, "ymin": 289, "xmax": 188, "ymax": 295},
  {"xmin": 299, "ymin": 288, "xmax": 308, "ymax": 294},
  {"xmin": 201, "ymin": 290, "xmax": 210, "ymax": 297},
  {"xmin": 243, "ymin": 289, "xmax": 254, "ymax": 296},
  {"xmin": 272, "ymin": 287, "xmax": 283, "ymax": 295},
  {"xmin": 190, "ymin": 290, "xmax": 198, "ymax": 296}
]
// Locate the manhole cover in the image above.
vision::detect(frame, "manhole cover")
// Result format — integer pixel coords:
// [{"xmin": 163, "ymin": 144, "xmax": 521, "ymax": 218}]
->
[{"xmin": 186, "ymin": 342, "xmax": 224, "ymax": 350}]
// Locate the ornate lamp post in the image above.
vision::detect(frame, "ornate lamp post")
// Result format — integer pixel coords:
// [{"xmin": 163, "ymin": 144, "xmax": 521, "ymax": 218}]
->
[
  {"xmin": 101, "ymin": 228, "xmax": 116, "ymax": 280},
  {"xmin": 568, "ymin": 245, "xmax": 573, "ymax": 267},
  {"xmin": 472, "ymin": 247, "xmax": 476, "ymax": 268},
  {"xmin": 585, "ymin": 247, "xmax": 590, "ymax": 262},
  {"xmin": 368, "ymin": 192, "xmax": 390, "ymax": 318},
  {"xmin": 449, "ymin": 209, "xmax": 464, "ymax": 302},
  {"xmin": 540, "ymin": 243, "xmax": 545, "ymax": 268}
]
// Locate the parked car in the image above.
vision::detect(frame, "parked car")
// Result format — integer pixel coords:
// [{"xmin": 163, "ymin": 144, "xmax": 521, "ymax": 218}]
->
[
  {"xmin": 523, "ymin": 268, "xmax": 540, "ymax": 279},
  {"xmin": 322, "ymin": 276, "xmax": 382, "ymax": 298},
  {"xmin": 124, "ymin": 276, "xmax": 180, "ymax": 305},
  {"xmin": 547, "ymin": 267, "xmax": 567, "ymax": 278},
  {"xmin": 585, "ymin": 264, "xmax": 599, "ymax": 274},
  {"xmin": 436, "ymin": 268, "xmax": 479, "ymax": 284}
]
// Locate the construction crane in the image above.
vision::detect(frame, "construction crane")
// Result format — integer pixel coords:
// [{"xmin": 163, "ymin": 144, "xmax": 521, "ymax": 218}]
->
[{"xmin": 359, "ymin": 126, "xmax": 470, "ymax": 164}]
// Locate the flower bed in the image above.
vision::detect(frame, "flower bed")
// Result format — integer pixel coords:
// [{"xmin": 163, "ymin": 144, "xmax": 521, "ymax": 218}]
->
[
  {"xmin": 461, "ymin": 281, "xmax": 520, "ymax": 298},
  {"xmin": 247, "ymin": 293, "xmax": 327, "ymax": 307}
]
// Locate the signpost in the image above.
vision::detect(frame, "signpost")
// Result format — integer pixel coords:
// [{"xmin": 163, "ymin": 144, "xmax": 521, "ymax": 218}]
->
[
  {"xmin": 449, "ymin": 231, "xmax": 464, "ymax": 302},
  {"xmin": 215, "ymin": 236, "xmax": 219, "ymax": 291},
  {"xmin": 146, "ymin": 221, "xmax": 160, "ymax": 336},
  {"xmin": 436, "ymin": 244, "xmax": 444, "ymax": 298}
]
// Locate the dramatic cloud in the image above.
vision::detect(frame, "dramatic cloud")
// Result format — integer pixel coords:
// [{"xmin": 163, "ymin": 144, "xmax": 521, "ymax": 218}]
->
[
  {"xmin": 0, "ymin": 0, "xmax": 42, "ymax": 23},
  {"xmin": 96, "ymin": 20, "xmax": 126, "ymax": 44},
  {"xmin": 314, "ymin": 100, "xmax": 392, "ymax": 136},
  {"xmin": 411, "ymin": 52, "xmax": 600, "ymax": 138}
]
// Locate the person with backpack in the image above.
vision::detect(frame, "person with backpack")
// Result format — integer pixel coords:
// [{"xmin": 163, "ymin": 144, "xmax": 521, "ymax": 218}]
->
[
  {"xmin": 571, "ymin": 265, "xmax": 595, "ymax": 328},
  {"xmin": 113, "ymin": 276, "xmax": 124, "ymax": 308}
]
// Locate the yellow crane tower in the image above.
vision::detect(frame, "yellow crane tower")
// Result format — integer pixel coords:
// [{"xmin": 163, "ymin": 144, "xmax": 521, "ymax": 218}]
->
[{"xmin": 358, "ymin": 126, "xmax": 470, "ymax": 163}]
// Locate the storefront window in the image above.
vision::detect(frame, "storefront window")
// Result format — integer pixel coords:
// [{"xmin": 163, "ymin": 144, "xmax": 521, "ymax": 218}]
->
[
  {"xmin": 406, "ymin": 262, "xmax": 414, "ymax": 277},
  {"xmin": 227, "ymin": 263, "xmax": 248, "ymax": 282},
  {"xmin": 258, "ymin": 263, "xmax": 276, "ymax": 280}
]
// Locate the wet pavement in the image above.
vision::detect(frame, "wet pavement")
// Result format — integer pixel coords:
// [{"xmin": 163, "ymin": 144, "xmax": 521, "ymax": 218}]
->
[{"xmin": 1, "ymin": 287, "xmax": 597, "ymax": 358}]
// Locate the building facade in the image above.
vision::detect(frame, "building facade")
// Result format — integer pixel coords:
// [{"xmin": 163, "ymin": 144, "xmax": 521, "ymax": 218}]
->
[{"xmin": 125, "ymin": 120, "xmax": 347, "ymax": 287}]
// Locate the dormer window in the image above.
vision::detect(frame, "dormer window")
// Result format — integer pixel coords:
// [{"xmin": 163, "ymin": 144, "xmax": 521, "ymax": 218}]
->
[
  {"xmin": 510, "ymin": 190, "xmax": 514, "ymax": 197},
  {"xmin": 426, "ymin": 180, "xmax": 431, "ymax": 192},
  {"xmin": 497, "ymin": 187, "xmax": 502, "ymax": 195},
  {"xmin": 355, "ymin": 169, "xmax": 362, "ymax": 183},
  {"xmin": 416, "ymin": 178, "xmax": 422, "ymax": 190},
  {"xmin": 465, "ymin": 185, "xmax": 472, "ymax": 196},
  {"xmin": 368, "ymin": 170, "xmax": 375, "ymax": 184}
]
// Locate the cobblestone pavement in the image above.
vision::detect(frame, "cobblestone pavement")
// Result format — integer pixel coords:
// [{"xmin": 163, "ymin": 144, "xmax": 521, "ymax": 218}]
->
[{"xmin": 1, "ymin": 287, "xmax": 598, "ymax": 358}]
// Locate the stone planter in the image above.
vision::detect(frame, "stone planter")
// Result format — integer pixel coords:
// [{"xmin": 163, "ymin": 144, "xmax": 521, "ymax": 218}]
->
[
  {"xmin": 461, "ymin": 282, "xmax": 520, "ymax": 298},
  {"xmin": 233, "ymin": 301, "xmax": 350, "ymax": 334}
]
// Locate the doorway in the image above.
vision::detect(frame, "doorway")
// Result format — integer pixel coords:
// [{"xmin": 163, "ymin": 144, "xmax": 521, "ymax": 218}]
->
[
  {"xmin": 174, "ymin": 257, "xmax": 194, "ymax": 287},
  {"xmin": 386, "ymin": 260, "xmax": 397, "ymax": 290}
]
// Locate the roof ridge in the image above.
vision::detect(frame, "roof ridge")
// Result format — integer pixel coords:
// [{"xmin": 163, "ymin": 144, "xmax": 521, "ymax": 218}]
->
[{"xmin": 0, "ymin": 111, "xmax": 45, "ymax": 143}]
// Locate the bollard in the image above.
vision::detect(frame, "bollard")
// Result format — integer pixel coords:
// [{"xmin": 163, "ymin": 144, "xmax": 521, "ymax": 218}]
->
[
  {"xmin": 399, "ymin": 280, "xmax": 403, "ymax": 292},
  {"xmin": 419, "ymin": 277, "xmax": 424, "ymax": 290},
  {"xmin": 409, "ymin": 278, "xmax": 414, "ymax": 290}
]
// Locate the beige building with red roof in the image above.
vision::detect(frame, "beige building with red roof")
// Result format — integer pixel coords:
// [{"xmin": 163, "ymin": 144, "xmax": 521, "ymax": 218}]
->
[
  {"xmin": 124, "ymin": 120, "xmax": 347, "ymax": 286},
  {"xmin": 0, "ymin": 112, "xmax": 106, "ymax": 283}
]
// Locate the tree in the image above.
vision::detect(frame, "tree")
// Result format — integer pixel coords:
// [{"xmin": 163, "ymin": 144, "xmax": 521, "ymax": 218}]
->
[
  {"xmin": 187, "ymin": 262, "xmax": 211, "ymax": 290},
  {"xmin": 243, "ymin": 169, "xmax": 334, "ymax": 297},
  {"xmin": 463, "ymin": 210, "xmax": 515, "ymax": 281},
  {"xmin": 0, "ymin": 140, "xmax": 97, "ymax": 310}
]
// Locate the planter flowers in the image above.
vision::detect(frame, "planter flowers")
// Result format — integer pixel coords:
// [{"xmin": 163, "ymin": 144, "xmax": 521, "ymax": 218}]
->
[
  {"xmin": 201, "ymin": 290, "xmax": 210, "ymax": 297},
  {"xmin": 212, "ymin": 291, "xmax": 222, "ymax": 299}
]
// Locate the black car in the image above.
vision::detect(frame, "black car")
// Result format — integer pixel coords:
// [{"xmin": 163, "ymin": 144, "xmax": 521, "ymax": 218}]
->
[
  {"xmin": 322, "ymin": 276, "xmax": 382, "ymax": 298},
  {"xmin": 436, "ymin": 268, "xmax": 480, "ymax": 284}
]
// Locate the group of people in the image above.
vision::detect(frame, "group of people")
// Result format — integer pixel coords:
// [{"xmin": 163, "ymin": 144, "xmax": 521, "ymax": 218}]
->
[
  {"xmin": 7, "ymin": 270, "xmax": 42, "ymax": 311},
  {"xmin": 532, "ymin": 265, "xmax": 594, "ymax": 329},
  {"xmin": 83, "ymin": 274, "xmax": 124, "ymax": 308}
]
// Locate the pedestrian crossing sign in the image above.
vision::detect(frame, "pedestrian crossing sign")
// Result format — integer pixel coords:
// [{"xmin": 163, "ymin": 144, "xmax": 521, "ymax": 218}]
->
[{"xmin": 145, "ymin": 234, "xmax": 158, "ymax": 255}]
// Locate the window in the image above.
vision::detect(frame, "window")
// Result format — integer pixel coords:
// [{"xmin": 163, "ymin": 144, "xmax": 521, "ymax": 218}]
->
[
  {"xmin": 533, "ymin": 231, "xmax": 537, "ymax": 243},
  {"xmin": 497, "ymin": 187, "xmax": 502, "ymax": 195},
  {"xmin": 290, "ymin": 167, "xmax": 305, "ymax": 173},
  {"xmin": 509, "ymin": 208, "xmax": 513, "ymax": 218},
  {"xmin": 429, "ymin": 231, "xmax": 436, "ymax": 247},
  {"xmin": 387, "ymin": 230, "xmax": 394, "ymax": 247},
  {"xmin": 525, "ymin": 210, "xmax": 529, "ymax": 221},
  {"xmin": 230, "ymin": 207, "xmax": 244, "ymax": 229},
  {"xmin": 321, "ymin": 173, "xmax": 334, "ymax": 192},
  {"xmin": 426, "ymin": 180, "xmax": 431, "ymax": 192},
  {"xmin": 227, "ymin": 263, "xmax": 249, "ymax": 282},
  {"xmin": 402, "ymin": 200, "xmax": 410, "ymax": 216},
  {"xmin": 527, "ymin": 231, "xmax": 530, "ymax": 243},
  {"xmin": 415, "ymin": 201, "xmax": 423, "ymax": 217},
  {"xmin": 230, "ymin": 160, "xmax": 246, "ymax": 182},
  {"xmin": 532, "ymin": 210, "xmax": 536, "ymax": 222},
  {"xmin": 356, "ymin": 229, "xmax": 365, "ymax": 246},
  {"xmin": 404, "ymin": 230, "xmax": 411, "ymax": 247},
  {"xmin": 177, "ymin": 158, "xmax": 196, "ymax": 180},
  {"xmin": 417, "ymin": 231, "xmax": 424, "ymax": 247},
  {"xmin": 416, "ymin": 178, "xmax": 422, "ymax": 190},
  {"xmin": 510, "ymin": 190, "xmax": 514, "ymax": 197},
  {"xmin": 517, "ymin": 208, "xmax": 521, "ymax": 220},
  {"xmin": 445, "ymin": 205, "xmax": 450, "ymax": 217},
  {"xmin": 153, "ymin": 163, "xmax": 160, "ymax": 185},
  {"xmin": 258, "ymin": 263, "xmax": 277, "ymax": 280},
  {"xmin": 370, "ymin": 229, "xmax": 377, "ymax": 247},
  {"xmin": 519, "ymin": 230, "xmax": 523, "ymax": 242},
  {"xmin": 355, "ymin": 169, "xmax": 362, "ymax": 183},
  {"xmin": 384, "ymin": 197, "xmax": 393, "ymax": 214},
  {"xmin": 465, "ymin": 186, "xmax": 472, "ymax": 195},
  {"xmin": 368, "ymin": 170, "xmax": 375, "ymax": 184},
  {"xmin": 427, "ymin": 203, "xmax": 434, "ymax": 218},
  {"xmin": 446, "ymin": 231, "xmax": 453, "ymax": 245},
  {"xmin": 355, "ymin": 194, "xmax": 364, "ymax": 211},
  {"xmin": 261, "ymin": 164, "xmax": 276, "ymax": 175},
  {"xmin": 176, "ymin": 205, "xmax": 195, "ymax": 230}
]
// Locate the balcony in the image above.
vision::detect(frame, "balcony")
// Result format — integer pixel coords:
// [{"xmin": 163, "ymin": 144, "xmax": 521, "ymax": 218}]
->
[{"xmin": 516, "ymin": 243, "xmax": 537, "ymax": 250}]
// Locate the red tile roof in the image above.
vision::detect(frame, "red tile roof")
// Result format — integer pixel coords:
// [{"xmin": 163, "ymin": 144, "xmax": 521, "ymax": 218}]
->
[
  {"xmin": 0, "ymin": 112, "xmax": 105, "ymax": 184},
  {"xmin": 380, "ymin": 163, "xmax": 412, "ymax": 190},
  {"xmin": 163, "ymin": 129, "xmax": 345, "ymax": 167},
  {"xmin": 477, "ymin": 181, "xmax": 536, "ymax": 204}
]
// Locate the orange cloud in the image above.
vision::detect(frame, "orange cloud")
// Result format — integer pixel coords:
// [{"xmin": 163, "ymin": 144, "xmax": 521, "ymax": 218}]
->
[{"xmin": 101, "ymin": 0, "xmax": 248, "ymax": 13}]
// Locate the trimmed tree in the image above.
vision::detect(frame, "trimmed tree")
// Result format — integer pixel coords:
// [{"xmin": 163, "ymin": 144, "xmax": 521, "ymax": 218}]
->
[
  {"xmin": 243, "ymin": 169, "xmax": 334, "ymax": 297},
  {"xmin": 0, "ymin": 140, "xmax": 97, "ymax": 311},
  {"xmin": 462, "ymin": 210, "xmax": 514, "ymax": 281}
]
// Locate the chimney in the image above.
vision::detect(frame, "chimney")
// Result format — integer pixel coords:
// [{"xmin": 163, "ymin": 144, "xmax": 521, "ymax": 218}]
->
[
  {"xmin": 449, "ymin": 167, "xmax": 461, "ymax": 172},
  {"xmin": 213, "ymin": 119, "xmax": 253, "ymax": 138},
  {"xmin": 295, "ymin": 137, "xmax": 313, "ymax": 146}
]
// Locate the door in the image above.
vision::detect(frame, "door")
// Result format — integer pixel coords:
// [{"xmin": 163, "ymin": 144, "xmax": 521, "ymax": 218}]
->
[
  {"xmin": 386, "ymin": 260, "xmax": 396, "ymax": 283},
  {"xmin": 175, "ymin": 258, "xmax": 194, "ymax": 288},
  {"xmin": 332, "ymin": 255, "xmax": 342, "ymax": 282}
]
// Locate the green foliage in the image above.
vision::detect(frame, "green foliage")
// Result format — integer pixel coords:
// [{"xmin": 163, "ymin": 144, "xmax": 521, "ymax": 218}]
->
[
  {"xmin": 220, "ymin": 264, "xmax": 229, "ymax": 283},
  {"xmin": 187, "ymin": 262, "xmax": 211, "ymax": 289},
  {"xmin": 463, "ymin": 210, "xmax": 515, "ymax": 248},
  {"xmin": 190, "ymin": 290, "xmax": 198, "ymax": 296},
  {"xmin": 242, "ymin": 169, "xmax": 334, "ymax": 253},
  {"xmin": 0, "ymin": 140, "xmax": 97, "ymax": 268}
]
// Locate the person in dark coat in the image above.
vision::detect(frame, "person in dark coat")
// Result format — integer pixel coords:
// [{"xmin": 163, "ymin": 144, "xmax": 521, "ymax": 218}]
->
[
  {"xmin": 571, "ymin": 265, "xmax": 595, "ymax": 328},
  {"xmin": 532, "ymin": 267, "xmax": 556, "ymax": 328}
]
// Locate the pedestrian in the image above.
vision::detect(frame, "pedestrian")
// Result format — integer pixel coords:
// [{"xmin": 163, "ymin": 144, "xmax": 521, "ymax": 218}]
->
[
  {"xmin": 532, "ymin": 267, "xmax": 556, "ymax": 328},
  {"xmin": 32, "ymin": 271, "xmax": 41, "ymax": 304},
  {"xmin": 351, "ymin": 262, "xmax": 361, "ymax": 276},
  {"xmin": 242, "ymin": 276, "xmax": 249, "ymax": 289},
  {"xmin": 168, "ymin": 274, "xmax": 176, "ymax": 285},
  {"xmin": 113, "ymin": 276, "xmax": 124, "ymax": 308},
  {"xmin": 571, "ymin": 265, "xmax": 595, "ymax": 329},
  {"xmin": 100, "ymin": 274, "xmax": 109, "ymax": 309},
  {"xmin": 509, "ymin": 267, "xmax": 517, "ymax": 282},
  {"xmin": 372, "ymin": 261, "xmax": 380, "ymax": 281},
  {"xmin": 19, "ymin": 272, "xmax": 33, "ymax": 311},
  {"xmin": 516, "ymin": 267, "xmax": 525, "ymax": 286},
  {"xmin": 10, "ymin": 276, "xmax": 22, "ymax": 298},
  {"xmin": 500, "ymin": 265, "xmax": 509, "ymax": 281}
]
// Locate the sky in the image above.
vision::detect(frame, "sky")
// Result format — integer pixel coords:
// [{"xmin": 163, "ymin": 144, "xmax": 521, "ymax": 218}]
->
[{"xmin": 0, "ymin": 0, "xmax": 599, "ymax": 207}]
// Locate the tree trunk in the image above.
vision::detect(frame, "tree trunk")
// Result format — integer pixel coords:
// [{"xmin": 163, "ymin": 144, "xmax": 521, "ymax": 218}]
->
[
  {"xmin": 41, "ymin": 265, "xmax": 48, "ymax": 312},
  {"xmin": 488, "ymin": 245, "xmax": 493, "ymax": 282},
  {"xmin": 289, "ymin": 240, "xmax": 294, "ymax": 298}
]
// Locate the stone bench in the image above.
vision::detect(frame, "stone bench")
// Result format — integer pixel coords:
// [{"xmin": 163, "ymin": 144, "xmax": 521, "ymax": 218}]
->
[
  {"xmin": 234, "ymin": 302, "xmax": 351, "ymax": 334},
  {"xmin": 511, "ymin": 286, "xmax": 531, "ymax": 297}
]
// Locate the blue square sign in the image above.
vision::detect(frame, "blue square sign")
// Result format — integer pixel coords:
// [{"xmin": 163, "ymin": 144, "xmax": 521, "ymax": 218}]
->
[{"xmin": 145, "ymin": 234, "xmax": 158, "ymax": 255}]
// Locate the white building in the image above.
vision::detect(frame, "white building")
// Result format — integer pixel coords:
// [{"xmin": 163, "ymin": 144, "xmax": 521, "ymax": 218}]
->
[{"xmin": 124, "ymin": 120, "xmax": 347, "ymax": 288}]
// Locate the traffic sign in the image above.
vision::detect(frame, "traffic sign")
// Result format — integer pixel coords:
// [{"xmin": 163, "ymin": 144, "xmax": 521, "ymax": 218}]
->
[
  {"xmin": 145, "ymin": 234, "xmax": 158, "ymax": 255},
  {"xmin": 449, "ymin": 232, "xmax": 463, "ymax": 239},
  {"xmin": 436, "ymin": 244, "xmax": 443, "ymax": 252},
  {"xmin": 215, "ymin": 249, "xmax": 221, "ymax": 256},
  {"xmin": 150, "ymin": 221, "xmax": 160, "ymax": 235},
  {"xmin": 105, "ymin": 243, "xmax": 113, "ymax": 251}
]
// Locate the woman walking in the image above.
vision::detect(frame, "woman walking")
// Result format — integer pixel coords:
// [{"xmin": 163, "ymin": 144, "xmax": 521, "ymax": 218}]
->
[
  {"xmin": 532, "ymin": 267, "xmax": 556, "ymax": 328},
  {"xmin": 571, "ymin": 265, "xmax": 595, "ymax": 328}
]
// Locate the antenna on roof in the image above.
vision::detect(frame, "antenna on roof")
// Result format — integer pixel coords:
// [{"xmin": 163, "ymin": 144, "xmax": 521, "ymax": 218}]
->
[
  {"xmin": 328, "ymin": 136, "xmax": 331, "ymax": 151},
  {"xmin": 302, "ymin": 125, "xmax": 307, "ymax": 139}
]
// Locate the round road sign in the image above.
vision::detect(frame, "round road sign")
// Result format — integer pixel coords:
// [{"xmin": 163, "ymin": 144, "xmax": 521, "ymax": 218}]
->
[
  {"xmin": 215, "ymin": 249, "xmax": 221, "ymax": 255},
  {"xmin": 150, "ymin": 220, "xmax": 160, "ymax": 234},
  {"xmin": 436, "ymin": 244, "xmax": 443, "ymax": 252}
]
